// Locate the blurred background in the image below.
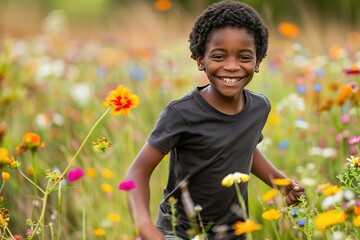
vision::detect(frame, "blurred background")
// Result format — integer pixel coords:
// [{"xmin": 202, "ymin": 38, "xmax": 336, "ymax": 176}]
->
[{"xmin": 1, "ymin": 0, "xmax": 360, "ymax": 239}]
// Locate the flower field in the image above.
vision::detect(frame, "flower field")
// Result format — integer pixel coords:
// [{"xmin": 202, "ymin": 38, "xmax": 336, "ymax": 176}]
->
[{"xmin": 1, "ymin": 1, "xmax": 360, "ymax": 239}]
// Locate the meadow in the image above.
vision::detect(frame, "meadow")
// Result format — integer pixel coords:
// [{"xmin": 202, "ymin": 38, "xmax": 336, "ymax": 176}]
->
[{"xmin": 1, "ymin": 0, "xmax": 360, "ymax": 239}]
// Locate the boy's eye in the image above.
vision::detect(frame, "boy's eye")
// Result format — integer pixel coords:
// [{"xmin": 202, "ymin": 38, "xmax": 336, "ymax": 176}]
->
[
  {"xmin": 239, "ymin": 56, "xmax": 253, "ymax": 61},
  {"xmin": 211, "ymin": 55, "xmax": 225, "ymax": 60}
]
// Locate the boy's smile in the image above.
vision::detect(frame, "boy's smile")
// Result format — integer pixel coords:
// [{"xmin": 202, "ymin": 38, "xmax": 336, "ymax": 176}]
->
[{"xmin": 197, "ymin": 26, "xmax": 260, "ymax": 112}]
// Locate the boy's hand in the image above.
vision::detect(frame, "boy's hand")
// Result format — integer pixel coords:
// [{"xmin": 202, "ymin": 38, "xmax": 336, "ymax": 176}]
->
[{"xmin": 283, "ymin": 180, "xmax": 306, "ymax": 206}]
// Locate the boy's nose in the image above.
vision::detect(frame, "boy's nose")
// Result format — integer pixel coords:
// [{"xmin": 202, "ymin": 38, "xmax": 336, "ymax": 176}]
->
[{"xmin": 223, "ymin": 58, "xmax": 240, "ymax": 71}]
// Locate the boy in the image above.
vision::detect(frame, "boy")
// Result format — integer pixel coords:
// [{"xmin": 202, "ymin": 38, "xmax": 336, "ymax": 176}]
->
[{"xmin": 125, "ymin": 1, "xmax": 305, "ymax": 239}]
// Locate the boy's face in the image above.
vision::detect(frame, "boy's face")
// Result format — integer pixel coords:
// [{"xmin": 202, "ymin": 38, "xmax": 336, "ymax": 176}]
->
[{"xmin": 197, "ymin": 27, "xmax": 260, "ymax": 99}]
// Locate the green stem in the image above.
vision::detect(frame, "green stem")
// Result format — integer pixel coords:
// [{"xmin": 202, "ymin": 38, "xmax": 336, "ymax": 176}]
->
[
  {"xmin": 57, "ymin": 181, "xmax": 62, "ymax": 240},
  {"xmin": 17, "ymin": 168, "xmax": 45, "ymax": 194},
  {"xmin": 271, "ymin": 221, "xmax": 281, "ymax": 240},
  {"xmin": 234, "ymin": 183, "xmax": 248, "ymax": 220},
  {"xmin": 50, "ymin": 108, "xmax": 110, "ymax": 191},
  {"xmin": 0, "ymin": 181, "xmax": 5, "ymax": 193},
  {"xmin": 29, "ymin": 181, "xmax": 51, "ymax": 240}
]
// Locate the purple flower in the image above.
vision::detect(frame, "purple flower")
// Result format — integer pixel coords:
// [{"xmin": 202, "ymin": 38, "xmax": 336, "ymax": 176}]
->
[
  {"xmin": 118, "ymin": 180, "xmax": 136, "ymax": 191},
  {"xmin": 67, "ymin": 168, "xmax": 85, "ymax": 182}
]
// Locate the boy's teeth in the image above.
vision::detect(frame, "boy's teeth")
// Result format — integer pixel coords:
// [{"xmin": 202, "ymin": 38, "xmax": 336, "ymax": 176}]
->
[{"xmin": 221, "ymin": 78, "xmax": 240, "ymax": 83}]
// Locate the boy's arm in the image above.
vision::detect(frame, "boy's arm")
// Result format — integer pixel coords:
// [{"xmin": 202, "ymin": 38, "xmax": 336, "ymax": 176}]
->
[
  {"xmin": 125, "ymin": 142, "xmax": 166, "ymax": 240},
  {"xmin": 251, "ymin": 147, "xmax": 306, "ymax": 205}
]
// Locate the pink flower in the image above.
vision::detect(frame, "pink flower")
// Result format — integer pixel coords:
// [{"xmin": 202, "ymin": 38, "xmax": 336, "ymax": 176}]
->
[
  {"xmin": 118, "ymin": 180, "xmax": 136, "ymax": 191},
  {"xmin": 13, "ymin": 235, "xmax": 23, "ymax": 240},
  {"xmin": 349, "ymin": 136, "xmax": 360, "ymax": 145},
  {"xmin": 67, "ymin": 168, "xmax": 85, "ymax": 182}
]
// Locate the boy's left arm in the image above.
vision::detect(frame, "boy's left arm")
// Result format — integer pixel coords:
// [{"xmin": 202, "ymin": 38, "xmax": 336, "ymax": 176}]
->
[{"xmin": 251, "ymin": 147, "xmax": 306, "ymax": 205}]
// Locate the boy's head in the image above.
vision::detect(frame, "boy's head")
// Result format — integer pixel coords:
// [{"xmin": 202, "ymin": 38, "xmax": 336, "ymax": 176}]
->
[{"xmin": 189, "ymin": 0, "xmax": 269, "ymax": 62}]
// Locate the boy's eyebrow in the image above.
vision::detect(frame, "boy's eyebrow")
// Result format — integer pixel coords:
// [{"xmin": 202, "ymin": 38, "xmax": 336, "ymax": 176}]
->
[{"xmin": 208, "ymin": 47, "xmax": 256, "ymax": 54}]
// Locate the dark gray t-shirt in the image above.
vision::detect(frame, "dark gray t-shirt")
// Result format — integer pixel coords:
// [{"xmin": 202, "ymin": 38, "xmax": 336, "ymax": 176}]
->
[{"xmin": 148, "ymin": 85, "xmax": 271, "ymax": 239}]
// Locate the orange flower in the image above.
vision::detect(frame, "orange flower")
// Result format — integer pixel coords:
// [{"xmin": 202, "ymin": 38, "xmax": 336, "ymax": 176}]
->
[
  {"xmin": 336, "ymin": 85, "xmax": 353, "ymax": 106},
  {"xmin": 2, "ymin": 172, "xmax": 10, "ymax": 181},
  {"xmin": 233, "ymin": 220, "xmax": 262, "ymax": 236},
  {"xmin": 278, "ymin": 22, "xmax": 299, "ymax": 38},
  {"xmin": 16, "ymin": 132, "xmax": 45, "ymax": 154},
  {"xmin": 103, "ymin": 85, "xmax": 139, "ymax": 117},
  {"xmin": 93, "ymin": 228, "xmax": 106, "ymax": 236},
  {"xmin": 314, "ymin": 210, "xmax": 347, "ymax": 230},
  {"xmin": 155, "ymin": 0, "xmax": 172, "ymax": 11},
  {"xmin": 0, "ymin": 148, "xmax": 9, "ymax": 168},
  {"xmin": 261, "ymin": 189, "xmax": 278, "ymax": 202}
]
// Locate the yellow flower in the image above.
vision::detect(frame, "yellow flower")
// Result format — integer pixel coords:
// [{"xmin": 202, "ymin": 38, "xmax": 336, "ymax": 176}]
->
[
  {"xmin": 314, "ymin": 210, "xmax": 347, "ymax": 230},
  {"xmin": 101, "ymin": 183, "xmax": 113, "ymax": 193},
  {"xmin": 323, "ymin": 185, "xmax": 342, "ymax": 196},
  {"xmin": 2, "ymin": 172, "xmax": 10, "ymax": 181},
  {"xmin": 107, "ymin": 213, "xmax": 121, "ymax": 223},
  {"xmin": 262, "ymin": 209, "xmax": 282, "ymax": 221},
  {"xmin": 0, "ymin": 148, "xmax": 9, "ymax": 168},
  {"xmin": 93, "ymin": 228, "xmax": 106, "ymax": 236},
  {"xmin": 86, "ymin": 167, "xmax": 97, "ymax": 178},
  {"xmin": 235, "ymin": 172, "xmax": 250, "ymax": 183},
  {"xmin": 272, "ymin": 178, "xmax": 292, "ymax": 186},
  {"xmin": 103, "ymin": 85, "xmax": 139, "ymax": 117},
  {"xmin": 353, "ymin": 215, "xmax": 360, "ymax": 227},
  {"xmin": 261, "ymin": 189, "xmax": 278, "ymax": 202},
  {"xmin": 347, "ymin": 155, "xmax": 360, "ymax": 167},
  {"xmin": 101, "ymin": 168, "xmax": 114, "ymax": 179},
  {"xmin": 221, "ymin": 172, "xmax": 250, "ymax": 187},
  {"xmin": 233, "ymin": 220, "xmax": 262, "ymax": 236},
  {"xmin": 221, "ymin": 174, "xmax": 234, "ymax": 187},
  {"xmin": 278, "ymin": 22, "xmax": 299, "ymax": 38}
]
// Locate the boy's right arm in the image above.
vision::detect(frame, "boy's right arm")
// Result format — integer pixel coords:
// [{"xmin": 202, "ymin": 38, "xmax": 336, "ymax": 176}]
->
[{"xmin": 125, "ymin": 141, "xmax": 166, "ymax": 240}]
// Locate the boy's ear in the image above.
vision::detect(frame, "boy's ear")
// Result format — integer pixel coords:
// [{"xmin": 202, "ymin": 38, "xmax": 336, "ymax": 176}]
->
[
  {"xmin": 196, "ymin": 57, "xmax": 205, "ymax": 71},
  {"xmin": 255, "ymin": 61, "xmax": 261, "ymax": 73}
]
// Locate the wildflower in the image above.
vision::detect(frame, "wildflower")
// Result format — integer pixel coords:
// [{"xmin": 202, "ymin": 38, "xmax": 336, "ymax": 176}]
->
[
  {"xmin": 103, "ymin": 85, "xmax": 139, "ymax": 117},
  {"xmin": 13, "ymin": 235, "xmax": 23, "ymax": 240},
  {"xmin": 278, "ymin": 22, "xmax": 299, "ymax": 38},
  {"xmin": 2, "ymin": 172, "xmax": 10, "ymax": 181},
  {"xmin": 318, "ymin": 100, "xmax": 333, "ymax": 112},
  {"xmin": 290, "ymin": 208, "xmax": 298, "ymax": 217},
  {"xmin": 262, "ymin": 209, "xmax": 282, "ymax": 221},
  {"xmin": 16, "ymin": 132, "xmax": 45, "ymax": 154},
  {"xmin": 322, "ymin": 185, "xmax": 342, "ymax": 196},
  {"xmin": 154, "ymin": 0, "xmax": 172, "ymax": 11},
  {"xmin": 336, "ymin": 85, "xmax": 353, "ymax": 106},
  {"xmin": 353, "ymin": 215, "xmax": 360, "ymax": 227},
  {"xmin": 67, "ymin": 168, "xmax": 85, "ymax": 182},
  {"xmin": 101, "ymin": 183, "xmax": 113, "ymax": 193},
  {"xmin": 221, "ymin": 172, "xmax": 250, "ymax": 187},
  {"xmin": 101, "ymin": 168, "xmax": 114, "ymax": 179},
  {"xmin": 272, "ymin": 178, "xmax": 292, "ymax": 186},
  {"xmin": 118, "ymin": 180, "xmax": 136, "ymax": 191},
  {"xmin": 349, "ymin": 136, "xmax": 360, "ymax": 145},
  {"xmin": 86, "ymin": 167, "xmax": 97, "ymax": 178},
  {"xmin": 314, "ymin": 210, "xmax": 347, "ymax": 230},
  {"xmin": 297, "ymin": 218, "xmax": 306, "ymax": 227},
  {"xmin": 233, "ymin": 220, "xmax": 262, "ymax": 236},
  {"xmin": 261, "ymin": 189, "xmax": 278, "ymax": 202},
  {"xmin": 344, "ymin": 64, "xmax": 360, "ymax": 75},
  {"xmin": 93, "ymin": 228, "xmax": 106, "ymax": 236},
  {"xmin": 92, "ymin": 136, "xmax": 112, "ymax": 152},
  {"xmin": 221, "ymin": 174, "xmax": 234, "ymax": 187},
  {"xmin": 107, "ymin": 213, "xmax": 121, "ymax": 222},
  {"xmin": 233, "ymin": 172, "xmax": 250, "ymax": 183},
  {"xmin": 0, "ymin": 148, "xmax": 10, "ymax": 168},
  {"xmin": 347, "ymin": 155, "xmax": 360, "ymax": 167},
  {"xmin": 0, "ymin": 207, "xmax": 9, "ymax": 227}
]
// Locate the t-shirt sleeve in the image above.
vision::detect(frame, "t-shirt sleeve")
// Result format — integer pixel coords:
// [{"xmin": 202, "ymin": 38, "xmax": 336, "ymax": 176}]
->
[{"xmin": 148, "ymin": 104, "xmax": 188, "ymax": 154}]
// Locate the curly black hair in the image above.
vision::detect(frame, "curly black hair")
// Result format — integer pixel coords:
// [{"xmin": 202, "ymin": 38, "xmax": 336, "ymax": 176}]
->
[{"xmin": 189, "ymin": 0, "xmax": 269, "ymax": 62}]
